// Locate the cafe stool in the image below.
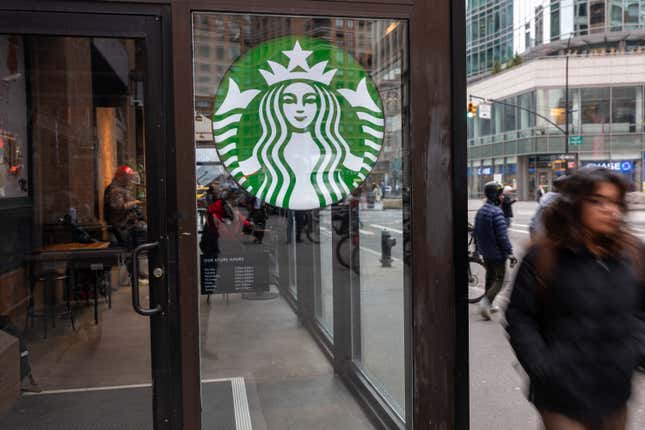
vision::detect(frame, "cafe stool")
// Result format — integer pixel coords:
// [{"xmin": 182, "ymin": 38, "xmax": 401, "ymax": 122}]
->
[{"xmin": 27, "ymin": 270, "xmax": 75, "ymax": 339}]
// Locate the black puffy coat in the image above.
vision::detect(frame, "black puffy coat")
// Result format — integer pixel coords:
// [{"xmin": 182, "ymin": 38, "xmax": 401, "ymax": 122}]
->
[
  {"xmin": 473, "ymin": 201, "xmax": 513, "ymax": 262},
  {"xmin": 506, "ymin": 245, "xmax": 645, "ymax": 422}
]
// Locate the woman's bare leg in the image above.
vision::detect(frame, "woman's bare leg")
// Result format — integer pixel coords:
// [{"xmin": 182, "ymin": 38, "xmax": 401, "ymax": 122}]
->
[
  {"xmin": 540, "ymin": 410, "xmax": 588, "ymax": 430},
  {"xmin": 597, "ymin": 407, "xmax": 627, "ymax": 430}
]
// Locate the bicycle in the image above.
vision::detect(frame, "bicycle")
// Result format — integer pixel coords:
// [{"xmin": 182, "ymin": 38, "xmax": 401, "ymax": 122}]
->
[
  {"xmin": 466, "ymin": 222, "xmax": 518, "ymax": 304},
  {"xmin": 332, "ymin": 204, "xmax": 360, "ymax": 274},
  {"xmin": 467, "ymin": 222, "xmax": 487, "ymax": 304},
  {"xmin": 303, "ymin": 211, "xmax": 320, "ymax": 244}
]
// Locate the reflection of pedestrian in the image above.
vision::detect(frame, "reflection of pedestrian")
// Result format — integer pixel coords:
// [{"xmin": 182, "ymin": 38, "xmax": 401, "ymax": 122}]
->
[
  {"xmin": 507, "ymin": 168, "xmax": 644, "ymax": 430},
  {"xmin": 372, "ymin": 183, "xmax": 382, "ymax": 202},
  {"xmin": 286, "ymin": 210, "xmax": 306, "ymax": 244},
  {"xmin": 249, "ymin": 198, "xmax": 267, "ymax": 244}
]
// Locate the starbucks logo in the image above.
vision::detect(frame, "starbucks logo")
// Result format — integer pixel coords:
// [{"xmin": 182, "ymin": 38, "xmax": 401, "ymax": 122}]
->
[{"xmin": 213, "ymin": 37, "xmax": 384, "ymax": 210}]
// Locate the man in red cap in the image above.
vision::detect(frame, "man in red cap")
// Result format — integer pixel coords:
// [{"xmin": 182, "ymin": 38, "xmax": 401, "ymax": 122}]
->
[{"xmin": 104, "ymin": 165, "xmax": 145, "ymax": 247}]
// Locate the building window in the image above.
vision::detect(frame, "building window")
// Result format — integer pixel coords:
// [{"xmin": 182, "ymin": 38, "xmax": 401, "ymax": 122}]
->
[
  {"xmin": 581, "ymin": 87, "xmax": 610, "ymax": 132},
  {"xmin": 575, "ymin": 0, "xmax": 589, "ymax": 35},
  {"xmin": 518, "ymin": 92, "xmax": 536, "ymax": 129},
  {"xmin": 535, "ymin": 6, "xmax": 544, "ymax": 46},
  {"xmin": 502, "ymin": 99, "xmax": 517, "ymax": 132},
  {"xmin": 551, "ymin": 1, "xmax": 561, "ymax": 41},
  {"xmin": 589, "ymin": 0, "xmax": 606, "ymax": 33},
  {"xmin": 610, "ymin": 0, "xmax": 623, "ymax": 31},
  {"xmin": 611, "ymin": 87, "xmax": 637, "ymax": 133},
  {"xmin": 625, "ymin": 1, "xmax": 640, "ymax": 29},
  {"xmin": 197, "ymin": 45, "xmax": 210, "ymax": 58}
]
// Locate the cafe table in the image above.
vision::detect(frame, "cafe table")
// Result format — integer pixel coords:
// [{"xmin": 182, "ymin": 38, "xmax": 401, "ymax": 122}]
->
[{"xmin": 26, "ymin": 242, "xmax": 128, "ymax": 325}]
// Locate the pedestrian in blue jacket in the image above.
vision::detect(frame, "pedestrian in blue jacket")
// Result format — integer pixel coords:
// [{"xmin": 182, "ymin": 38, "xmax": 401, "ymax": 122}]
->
[{"xmin": 474, "ymin": 181, "xmax": 516, "ymax": 320}]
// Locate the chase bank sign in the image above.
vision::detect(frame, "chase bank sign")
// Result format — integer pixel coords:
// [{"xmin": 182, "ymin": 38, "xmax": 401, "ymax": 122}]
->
[{"xmin": 582, "ymin": 160, "xmax": 634, "ymax": 173}]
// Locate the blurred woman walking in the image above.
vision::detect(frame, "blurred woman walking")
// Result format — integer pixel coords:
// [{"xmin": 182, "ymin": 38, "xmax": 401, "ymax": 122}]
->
[{"xmin": 506, "ymin": 168, "xmax": 645, "ymax": 430}]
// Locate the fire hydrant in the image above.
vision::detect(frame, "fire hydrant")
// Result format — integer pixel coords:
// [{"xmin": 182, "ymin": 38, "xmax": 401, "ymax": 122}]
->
[{"xmin": 381, "ymin": 230, "xmax": 397, "ymax": 267}]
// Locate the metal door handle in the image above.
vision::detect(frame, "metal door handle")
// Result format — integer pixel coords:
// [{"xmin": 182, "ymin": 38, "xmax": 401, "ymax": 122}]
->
[{"xmin": 131, "ymin": 242, "xmax": 163, "ymax": 316}]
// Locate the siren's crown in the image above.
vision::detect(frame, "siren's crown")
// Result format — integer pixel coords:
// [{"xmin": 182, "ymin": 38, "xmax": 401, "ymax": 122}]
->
[{"xmin": 260, "ymin": 41, "xmax": 337, "ymax": 86}]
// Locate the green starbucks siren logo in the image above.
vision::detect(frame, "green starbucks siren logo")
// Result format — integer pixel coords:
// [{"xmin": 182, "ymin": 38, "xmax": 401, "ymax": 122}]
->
[{"xmin": 213, "ymin": 36, "xmax": 384, "ymax": 210}]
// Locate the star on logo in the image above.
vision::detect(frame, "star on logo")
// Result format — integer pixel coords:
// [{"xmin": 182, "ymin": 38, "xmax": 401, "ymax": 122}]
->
[
  {"xmin": 283, "ymin": 41, "xmax": 313, "ymax": 72},
  {"xmin": 259, "ymin": 40, "xmax": 337, "ymax": 86}
]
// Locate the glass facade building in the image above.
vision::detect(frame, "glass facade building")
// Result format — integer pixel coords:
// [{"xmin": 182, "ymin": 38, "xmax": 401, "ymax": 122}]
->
[
  {"xmin": 467, "ymin": 0, "xmax": 645, "ymax": 199},
  {"xmin": 466, "ymin": 0, "xmax": 514, "ymax": 78}
]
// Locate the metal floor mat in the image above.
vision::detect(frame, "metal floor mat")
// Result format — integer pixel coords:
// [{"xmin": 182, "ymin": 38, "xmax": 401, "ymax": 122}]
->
[{"xmin": 0, "ymin": 379, "xmax": 244, "ymax": 430}]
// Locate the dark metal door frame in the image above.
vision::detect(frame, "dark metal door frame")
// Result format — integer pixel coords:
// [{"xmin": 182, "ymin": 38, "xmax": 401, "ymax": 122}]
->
[
  {"xmin": 0, "ymin": 4, "xmax": 180, "ymax": 429},
  {"xmin": 172, "ymin": 1, "xmax": 467, "ymax": 430}
]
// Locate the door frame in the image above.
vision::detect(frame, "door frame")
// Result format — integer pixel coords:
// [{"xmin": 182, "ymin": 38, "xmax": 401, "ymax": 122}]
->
[
  {"xmin": 0, "ymin": 2, "xmax": 181, "ymax": 429},
  {"xmin": 172, "ymin": 1, "xmax": 467, "ymax": 429}
]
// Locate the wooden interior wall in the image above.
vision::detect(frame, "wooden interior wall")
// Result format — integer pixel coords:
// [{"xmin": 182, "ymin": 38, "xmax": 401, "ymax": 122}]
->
[
  {"xmin": 0, "ymin": 268, "xmax": 28, "ymax": 319},
  {"xmin": 31, "ymin": 37, "xmax": 95, "ymax": 233}
]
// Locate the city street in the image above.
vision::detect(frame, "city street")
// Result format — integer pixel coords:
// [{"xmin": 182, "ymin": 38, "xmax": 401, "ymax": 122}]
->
[{"xmin": 468, "ymin": 199, "xmax": 645, "ymax": 429}]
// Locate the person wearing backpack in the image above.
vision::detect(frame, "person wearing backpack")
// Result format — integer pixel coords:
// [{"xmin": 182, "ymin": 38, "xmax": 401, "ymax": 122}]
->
[{"xmin": 506, "ymin": 168, "xmax": 645, "ymax": 430}]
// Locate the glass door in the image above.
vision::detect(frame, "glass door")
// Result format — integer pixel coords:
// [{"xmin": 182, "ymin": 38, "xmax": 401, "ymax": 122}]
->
[
  {"xmin": 0, "ymin": 11, "xmax": 173, "ymax": 429},
  {"xmin": 192, "ymin": 12, "xmax": 410, "ymax": 429}
]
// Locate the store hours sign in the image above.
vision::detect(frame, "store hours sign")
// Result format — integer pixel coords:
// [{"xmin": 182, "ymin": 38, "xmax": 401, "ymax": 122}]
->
[{"xmin": 212, "ymin": 37, "xmax": 384, "ymax": 210}]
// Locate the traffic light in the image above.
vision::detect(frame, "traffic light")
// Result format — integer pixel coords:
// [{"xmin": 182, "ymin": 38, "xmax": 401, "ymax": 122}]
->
[{"xmin": 467, "ymin": 101, "xmax": 477, "ymax": 118}]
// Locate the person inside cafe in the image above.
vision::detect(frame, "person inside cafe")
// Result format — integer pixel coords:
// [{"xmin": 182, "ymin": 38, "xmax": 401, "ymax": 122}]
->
[
  {"xmin": 0, "ymin": 316, "xmax": 40, "ymax": 393},
  {"xmin": 104, "ymin": 165, "xmax": 146, "ymax": 248}
]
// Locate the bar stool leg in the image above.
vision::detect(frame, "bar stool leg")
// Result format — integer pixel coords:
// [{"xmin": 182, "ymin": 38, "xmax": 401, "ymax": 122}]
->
[
  {"xmin": 106, "ymin": 270, "xmax": 112, "ymax": 309},
  {"xmin": 25, "ymin": 277, "xmax": 34, "ymax": 332},
  {"xmin": 43, "ymin": 275, "xmax": 50, "ymax": 339},
  {"xmin": 50, "ymin": 275, "xmax": 57, "ymax": 330},
  {"xmin": 66, "ymin": 275, "xmax": 75, "ymax": 331},
  {"xmin": 94, "ymin": 272, "xmax": 99, "ymax": 325}
]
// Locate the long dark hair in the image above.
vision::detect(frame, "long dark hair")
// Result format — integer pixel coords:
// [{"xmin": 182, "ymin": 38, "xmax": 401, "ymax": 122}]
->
[{"xmin": 537, "ymin": 168, "xmax": 638, "ymax": 265}]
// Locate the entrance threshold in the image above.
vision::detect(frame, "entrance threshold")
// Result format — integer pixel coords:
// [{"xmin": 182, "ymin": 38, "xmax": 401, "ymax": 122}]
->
[{"xmin": 3, "ymin": 378, "xmax": 252, "ymax": 430}]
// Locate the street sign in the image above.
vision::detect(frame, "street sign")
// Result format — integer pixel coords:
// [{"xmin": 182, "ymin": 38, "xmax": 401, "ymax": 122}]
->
[
  {"xmin": 478, "ymin": 103, "xmax": 492, "ymax": 119},
  {"xmin": 569, "ymin": 135, "xmax": 583, "ymax": 145}
]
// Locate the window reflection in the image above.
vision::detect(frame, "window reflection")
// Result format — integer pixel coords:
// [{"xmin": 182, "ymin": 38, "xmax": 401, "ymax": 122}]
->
[{"xmin": 194, "ymin": 13, "xmax": 409, "ymax": 427}]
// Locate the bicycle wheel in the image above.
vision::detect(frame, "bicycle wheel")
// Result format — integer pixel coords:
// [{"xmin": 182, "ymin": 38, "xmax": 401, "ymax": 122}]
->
[
  {"xmin": 306, "ymin": 224, "xmax": 320, "ymax": 244},
  {"xmin": 467, "ymin": 257, "xmax": 486, "ymax": 304},
  {"xmin": 336, "ymin": 236, "xmax": 351, "ymax": 269}
]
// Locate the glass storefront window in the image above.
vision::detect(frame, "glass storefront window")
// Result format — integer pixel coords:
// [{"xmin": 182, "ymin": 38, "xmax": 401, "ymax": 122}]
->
[
  {"xmin": 0, "ymin": 36, "xmax": 28, "ymax": 199},
  {"xmin": 352, "ymin": 20, "xmax": 408, "ymax": 414},
  {"xmin": 537, "ymin": 88, "xmax": 571, "ymax": 131},
  {"xmin": 581, "ymin": 87, "xmax": 610, "ymax": 133},
  {"xmin": 611, "ymin": 87, "xmax": 637, "ymax": 133},
  {"xmin": 480, "ymin": 117, "xmax": 492, "ymax": 136},
  {"xmin": 193, "ymin": 13, "xmax": 409, "ymax": 428},
  {"xmin": 518, "ymin": 91, "xmax": 536, "ymax": 129},
  {"xmin": 0, "ymin": 33, "xmax": 156, "ymax": 428},
  {"xmin": 314, "ymin": 208, "xmax": 333, "ymax": 335},
  {"xmin": 503, "ymin": 98, "xmax": 516, "ymax": 132}
]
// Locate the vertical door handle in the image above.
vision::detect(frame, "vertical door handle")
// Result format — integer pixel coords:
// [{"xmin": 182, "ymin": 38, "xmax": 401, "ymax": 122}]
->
[{"xmin": 131, "ymin": 242, "xmax": 163, "ymax": 316}]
